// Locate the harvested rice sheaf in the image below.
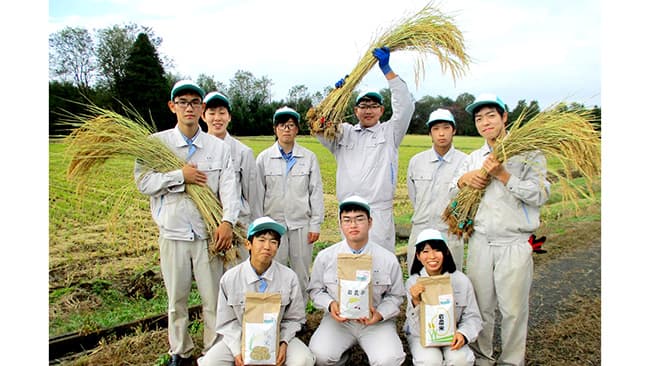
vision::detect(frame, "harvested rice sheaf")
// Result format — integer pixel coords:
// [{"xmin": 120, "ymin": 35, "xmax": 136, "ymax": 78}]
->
[
  {"xmin": 308, "ymin": 2, "xmax": 470, "ymax": 140},
  {"xmin": 64, "ymin": 104, "xmax": 246, "ymax": 264},
  {"xmin": 443, "ymin": 105, "xmax": 601, "ymax": 239}
]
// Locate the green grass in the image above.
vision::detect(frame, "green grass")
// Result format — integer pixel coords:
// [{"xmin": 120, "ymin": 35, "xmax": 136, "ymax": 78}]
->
[{"xmin": 49, "ymin": 133, "xmax": 600, "ymax": 337}]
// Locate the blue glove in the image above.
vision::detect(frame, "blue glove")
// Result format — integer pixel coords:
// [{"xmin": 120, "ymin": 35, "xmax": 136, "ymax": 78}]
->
[
  {"xmin": 335, "ymin": 75, "xmax": 348, "ymax": 89},
  {"xmin": 372, "ymin": 46, "xmax": 392, "ymax": 75}
]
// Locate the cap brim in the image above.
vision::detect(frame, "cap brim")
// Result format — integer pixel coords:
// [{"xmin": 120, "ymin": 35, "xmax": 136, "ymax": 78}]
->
[
  {"xmin": 465, "ymin": 100, "xmax": 504, "ymax": 115},
  {"xmin": 274, "ymin": 111, "xmax": 301, "ymax": 123},
  {"xmin": 171, "ymin": 85, "xmax": 205, "ymax": 100},
  {"xmin": 248, "ymin": 222, "xmax": 286, "ymax": 238},
  {"xmin": 339, "ymin": 201, "xmax": 371, "ymax": 213}
]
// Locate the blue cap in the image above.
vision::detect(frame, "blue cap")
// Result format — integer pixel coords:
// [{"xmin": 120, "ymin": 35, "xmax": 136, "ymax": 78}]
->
[
  {"xmin": 203, "ymin": 91, "xmax": 230, "ymax": 111},
  {"xmin": 426, "ymin": 108, "xmax": 456, "ymax": 128},
  {"xmin": 247, "ymin": 216, "xmax": 286, "ymax": 239},
  {"xmin": 465, "ymin": 93, "xmax": 506, "ymax": 115},
  {"xmin": 355, "ymin": 88, "xmax": 383, "ymax": 105},
  {"xmin": 273, "ymin": 106, "xmax": 301, "ymax": 124},
  {"xmin": 339, "ymin": 195, "xmax": 371, "ymax": 215},
  {"xmin": 170, "ymin": 80, "xmax": 205, "ymax": 101}
]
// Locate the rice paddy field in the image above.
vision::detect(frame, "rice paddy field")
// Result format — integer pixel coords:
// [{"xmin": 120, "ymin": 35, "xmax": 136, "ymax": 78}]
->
[{"xmin": 49, "ymin": 133, "xmax": 601, "ymax": 365}]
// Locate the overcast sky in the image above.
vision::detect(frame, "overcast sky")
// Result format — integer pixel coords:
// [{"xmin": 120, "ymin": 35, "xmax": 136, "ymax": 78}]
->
[{"xmin": 47, "ymin": 0, "xmax": 601, "ymax": 110}]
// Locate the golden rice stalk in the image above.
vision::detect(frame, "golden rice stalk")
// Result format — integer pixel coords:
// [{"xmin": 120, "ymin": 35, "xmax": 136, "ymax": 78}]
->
[
  {"xmin": 308, "ymin": 1, "xmax": 470, "ymax": 140},
  {"xmin": 443, "ymin": 105, "xmax": 601, "ymax": 239},
  {"xmin": 64, "ymin": 104, "xmax": 246, "ymax": 264}
]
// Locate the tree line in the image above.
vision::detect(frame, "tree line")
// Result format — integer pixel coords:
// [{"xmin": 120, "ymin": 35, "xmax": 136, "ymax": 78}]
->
[{"xmin": 49, "ymin": 23, "xmax": 601, "ymax": 137}]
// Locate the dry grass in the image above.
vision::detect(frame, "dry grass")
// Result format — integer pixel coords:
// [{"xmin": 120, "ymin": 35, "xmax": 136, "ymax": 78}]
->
[
  {"xmin": 63, "ymin": 104, "xmax": 246, "ymax": 264},
  {"xmin": 443, "ymin": 105, "xmax": 601, "ymax": 238},
  {"xmin": 308, "ymin": 1, "xmax": 470, "ymax": 140}
]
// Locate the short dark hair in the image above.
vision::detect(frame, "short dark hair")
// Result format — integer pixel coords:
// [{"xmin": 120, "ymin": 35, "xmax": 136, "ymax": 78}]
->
[
  {"xmin": 356, "ymin": 96, "xmax": 382, "ymax": 106},
  {"xmin": 247, "ymin": 229, "xmax": 281, "ymax": 243},
  {"xmin": 472, "ymin": 103, "xmax": 505, "ymax": 119},
  {"xmin": 205, "ymin": 99, "xmax": 231, "ymax": 113},
  {"xmin": 274, "ymin": 114, "xmax": 298, "ymax": 126},
  {"xmin": 339, "ymin": 205, "xmax": 370, "ymax": 220},
  {"xmin": 428, "ymin": 120, "xmax": 456, "ymax": 132},
  {"xmin": 409, "ymin": 240, "xmax": 457, "ymax": 275}
]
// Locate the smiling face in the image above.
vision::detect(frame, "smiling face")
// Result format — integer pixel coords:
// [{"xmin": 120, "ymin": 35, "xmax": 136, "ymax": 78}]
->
[
  {"xmin": 416, "ymin": 243, "xmax": 444, "ymax": 276},
  {"xmin": 473, "ymin": 105, "xmax": 508, "ymax": 145},
  {"xmin": 204, "ymin": 105, "xmax": 231, "ymax": 139},
  {"xmin": 354, "ymin": 99, "xmax": 384, "ymax": 128}
]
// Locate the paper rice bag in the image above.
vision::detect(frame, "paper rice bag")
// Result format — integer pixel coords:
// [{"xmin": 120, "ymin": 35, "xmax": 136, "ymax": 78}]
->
[
  {"xmin": 242, "ymin": 292, "xmax": 281, "ymax": 365},
  {"xmin": 337, "ymin": 253, "xmax": 372, "ymax": 319},
  {"xmin": 418, "ymin": 274, "xmax": 455, "ymax": 347}
]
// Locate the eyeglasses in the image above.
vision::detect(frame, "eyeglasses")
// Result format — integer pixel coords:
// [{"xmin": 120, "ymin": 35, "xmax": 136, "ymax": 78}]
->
[
  {"xmin": 341, "ymin": 216, "xmax": 368, "ymax": 226},
  {"xmin": 277, "ymin": 122, "xmax": 297, "ymax": 130},
  {"xmin": 174, "ymin": 99, "xmax": 203, "ymax": 109},
  {"xmin": 356, "ymin": 104, "xmax": 381, "ymax": 110}
]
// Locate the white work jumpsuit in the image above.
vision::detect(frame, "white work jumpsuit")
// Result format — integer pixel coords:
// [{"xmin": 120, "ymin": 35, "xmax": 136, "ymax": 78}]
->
[
  {"xmin": 404, "ymin": 269, "xmax": 483, "ymax": 366},
  {"xmin": 451, "ymin": 142, "xmax": 550, "ymax": 366},
  {"xmin": 307, "ymin": 241, "xmax": 406, "ymax": 365},
  {"xmin": 135, "ymin": 127, "xmax": 240, "ymax": 357},
  {"xmin": 406, "ymin": 146, "xmax": 468, "ymax": 271},
  {"xmin": 197, "ymin": 259, "xmax": 315, "ymax": 366},
  {"xmin": 222, "ymin": 132, "xmax": 263, "ymax": 267},
  {"xmin": 316, "ymin": 77, "xmax": 415, "ymax": 252},
  {"xmin": 256, "ymin": 141, "xmax": 325, "ymax": 303}
]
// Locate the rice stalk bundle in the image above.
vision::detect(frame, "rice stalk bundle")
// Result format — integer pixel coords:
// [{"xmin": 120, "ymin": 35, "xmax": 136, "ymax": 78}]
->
[
  {"xmin": 442, "ymin": 105, "xmax": 601, "ymax": 239},
  {"xmin": 64, "ymin": 104, "xmax": 245, "ymax": 263},
  {"xmin": 308, "ymin": 1, "xmax": 470, "ymax": 141}
]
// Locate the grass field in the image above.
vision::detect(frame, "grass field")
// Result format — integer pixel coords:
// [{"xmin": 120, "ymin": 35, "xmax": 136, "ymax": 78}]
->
[{"xmin": 49, "ymin": 133, "xmax": 601, "ymax": 364}]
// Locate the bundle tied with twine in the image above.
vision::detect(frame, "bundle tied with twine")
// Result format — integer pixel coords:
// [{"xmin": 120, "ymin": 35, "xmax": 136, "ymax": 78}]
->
[
  {"xmin": 64, "ymin": 104, "xmax": 246, "ymax": 264},
  {"xmin": 308, "ymin": 1, "xmax": 470, "ymax": 141},
  {"xmin": 442, "ymin": 105, "xmax": 601, "ymax": 239}
]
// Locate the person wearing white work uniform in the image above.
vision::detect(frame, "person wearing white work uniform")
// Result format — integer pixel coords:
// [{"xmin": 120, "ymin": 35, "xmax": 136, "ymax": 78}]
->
[
  {"xmin": 197, "ymin": 216, "xmax": 315, "ymax": 366},
  {"xmin": 134, "ymin": 80, "xmax": 241, "ymax": 366},
  {"xmin": 406, "ymin": 108, "xmax": 468, "ymax": 272},
  {"xmin": 315, "ymin": 46, "xmax": 415, "ymax": 252},
  {"xmin": 404, "ymin": 228, "xmax": 482, "ymax": 366},
  {"xmin": 256, "ymin": 106, "xmax": 325, "ymax": 304},
  {"xmin": 203, "ymin": 90, "xmax": 263, "ymax": 266},
  {"xmin": 452, "ymin": 93, "xmax": 550, "ymax": 366},
  {"xmin": 307, "ymin": 195, "xmax": 406, "ymax": 366}
]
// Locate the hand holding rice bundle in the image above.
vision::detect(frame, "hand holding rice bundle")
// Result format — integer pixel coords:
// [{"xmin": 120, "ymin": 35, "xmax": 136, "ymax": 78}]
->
[{"xmin": 308, "ymin": 1, "xmax": 471, "ymax": 140}]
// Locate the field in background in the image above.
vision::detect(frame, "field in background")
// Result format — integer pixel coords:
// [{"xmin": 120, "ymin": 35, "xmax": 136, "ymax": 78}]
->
[{"xmin": 49, "ymin": 133, "xmax": 601, "ymax": 365}]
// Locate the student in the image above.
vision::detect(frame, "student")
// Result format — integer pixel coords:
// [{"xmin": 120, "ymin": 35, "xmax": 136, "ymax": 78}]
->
[
  {"xmin": 197, "ymin": 216, "xmax": 315, "ymax": 366},
  {"xmin": 256, "ymin": 106, "xmax": 324, "ymax": 303},
  {"xmin": 203, "ymin": 90, "xmax": 263, "ymax": 264},
  {"xmin": 315, "ymin": 46, "xmax": 416, "ymax": 252},
  {"xmin": 453, "ymin": 93, "xmax": 550, "ymax": 365},
  {"xmin": 134, "ymin": 80, "xmax": 240, "ymax": 366},
  {"xmin": 406, "ymin": 108, "xmax": 468, "ymax": 271},
  {"xmin": 404, "ymin": 228, "xmax": 482, "ymax": 366},
  {"xmin": 307, "ymin": 195, "xmax": 406, "ymax": 366}
]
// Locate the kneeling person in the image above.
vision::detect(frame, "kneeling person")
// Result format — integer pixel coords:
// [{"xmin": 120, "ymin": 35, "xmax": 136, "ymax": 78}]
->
[{"xmin": 198, "ymin": 217, "xmax": 315, "ymax": 366}]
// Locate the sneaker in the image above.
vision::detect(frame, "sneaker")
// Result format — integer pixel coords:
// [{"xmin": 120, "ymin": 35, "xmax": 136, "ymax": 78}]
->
[{"xmin": 168, "ymin": 354, "xmax": 193, "ymax": 366}]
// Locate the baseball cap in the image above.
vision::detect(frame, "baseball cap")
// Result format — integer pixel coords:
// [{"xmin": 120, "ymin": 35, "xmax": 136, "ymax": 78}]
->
[
  {"xmin": 465, "ymin": 93, "xmax": 506, "ymax": 115},
  {"xmin": 415, "ymin": 228, "xmax": 448, "ymax": 247},
  {"xmin": 170, "ymin": 80, "xmax": 205, "ymax": 101},
  {"xmin": 339, "ymin": 195, "xmax": 371, "ymax": 215},
  {"xmin": 204, "ymin": 91, "xmax": 231, "ymax": 111},
  {"xmin": 273, "ymin": 106, "xmax": 301, "ymax": 124},
  {"xmin": 426, "ymin": 108, "xmax": 456, "ymax": 128},
  {"xmin": 355, "ymin": 89, "xmax": 383, "ymax": 105},
  {"xmin": 247, "ymin": 216, "xmax": 286, "ymax": 239}
]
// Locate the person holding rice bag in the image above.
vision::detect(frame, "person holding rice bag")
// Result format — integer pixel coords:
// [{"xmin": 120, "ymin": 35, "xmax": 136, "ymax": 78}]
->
[
  {"xmin": 315, "ymin": 46, "xmax": 415, "ymax": 252},
  {"xmin": 452, "ymin": 93, "xmax": 550, "ymax": 365},
  {"xmin": 404, "ymin": 228, "xmax": 482, "ymax": 366},
  {"xmin": 198, "ymin": 216, "xmax": 315, "ymax": 366},
  {"xmin": 307, "ymin": 195, "xmax": 406, "ymax": 366}
]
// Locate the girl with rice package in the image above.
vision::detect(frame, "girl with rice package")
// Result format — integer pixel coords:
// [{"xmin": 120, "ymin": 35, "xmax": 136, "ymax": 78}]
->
[
  {"xmin": 198, "ymin": 217, "xmax": 315, "ymax": 366},
  {"xmin": 404, "ymin": 228, "xmax": 482, "ymax": 366}
]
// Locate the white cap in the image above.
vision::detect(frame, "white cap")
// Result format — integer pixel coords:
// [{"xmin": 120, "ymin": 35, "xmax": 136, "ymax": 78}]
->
[
  {"xmin": 339, "ymin": 195, "xmax": 371, "ymax": 214},
  {"xmin": 247, "ymin": 216, "xmax": 286, "ymax": 239},
  {"xmin": 426, "ymin": 108, "xmax": 456, "ymax": 128},
  {"xmin": 415, "ymin": 228, "xmax": 447, "ymax": 246},
  {"xmin": 170, "ymin": 80, "xmax": 205, "ymax": 100}
]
